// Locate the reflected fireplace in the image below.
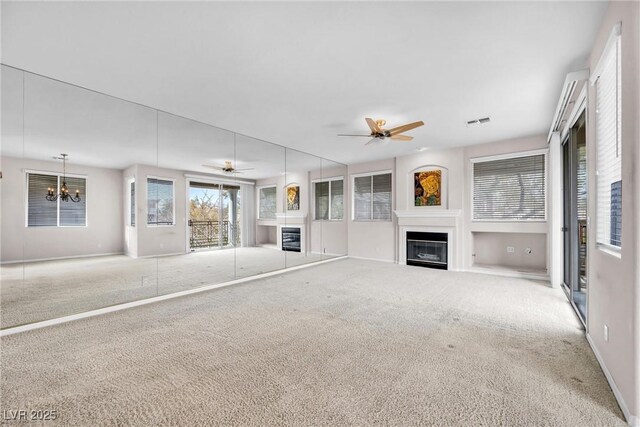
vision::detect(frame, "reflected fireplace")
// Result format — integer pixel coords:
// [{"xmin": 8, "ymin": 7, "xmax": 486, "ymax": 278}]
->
[
  {"xmin": 282, "ymin": 227, "xmax": 301, "ymax": 252},
  {"xmin": 406, "ymin": 231, "xmax": 448, "ymax": 270}
]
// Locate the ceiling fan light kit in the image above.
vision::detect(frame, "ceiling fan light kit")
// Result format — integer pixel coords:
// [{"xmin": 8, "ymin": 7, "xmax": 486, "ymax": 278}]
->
[{"xmin": 338, "ymin": 117, "xmax": 424, "ymax": 145}]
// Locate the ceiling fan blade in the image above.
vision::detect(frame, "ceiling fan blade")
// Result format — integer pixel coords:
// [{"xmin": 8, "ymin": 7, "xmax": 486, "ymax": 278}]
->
[
  {"xmin": 390, "ymin": 135, "xmax": 413, "ymax": 141},
  {"xmin": 364, "ymin": 138, "xmax": 377, "ymax": 146},
  {"xmin": 235, "ymin": 168, "xmax": 255, "ymax": 171},
  {"xmin": 365, "ymin": 118, "xmax": 382, "ymax": 134},
  {"xmin": 387, "ymin": 121, "xmax": 424, "ymax": 136},
  {"xmin": 338, "ymin": 134, "xmax": 374, "ymax": 137},
  {"xmin": 202, "ymin": 164, "xmax": 224, "ymax": 169}
]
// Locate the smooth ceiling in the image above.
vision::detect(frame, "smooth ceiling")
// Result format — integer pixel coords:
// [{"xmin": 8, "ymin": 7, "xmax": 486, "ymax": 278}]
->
[{"xmin": 1, "ymin": 1, "xmax": 608, "ymax": 164}]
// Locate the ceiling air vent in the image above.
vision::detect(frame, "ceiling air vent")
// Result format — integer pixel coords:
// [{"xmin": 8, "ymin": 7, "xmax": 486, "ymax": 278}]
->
[{"xmin": 466, "ymin": 116, "xmax": 491, "ymax": 126}]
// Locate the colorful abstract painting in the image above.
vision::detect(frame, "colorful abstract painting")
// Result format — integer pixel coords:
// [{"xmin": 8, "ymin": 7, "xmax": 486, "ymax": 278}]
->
[
  {"xmin": 287, "ymin": 185, "xmax": 300, "ymax": 210},
  {"xmin": 414, "ymin": 170, "xmax": 442, "ymax": 206}
]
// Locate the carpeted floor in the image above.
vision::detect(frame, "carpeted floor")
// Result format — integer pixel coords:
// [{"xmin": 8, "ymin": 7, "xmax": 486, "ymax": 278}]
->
[
  {"xmin": 0, "ymin": 259, "xmax": 625, "ymax": 426},
  {"xmin": 0, "ymin": 247, "xmax": 327, "ymax": 328}
]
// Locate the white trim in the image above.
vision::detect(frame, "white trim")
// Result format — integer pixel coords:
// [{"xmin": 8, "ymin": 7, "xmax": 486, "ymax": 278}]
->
[
  {"xmin": 0, "ymin": 256, "xmax": 348, "ymax": 337},
  {"xmin": 184, "ymin": 173, "xmax": 254, "ymax": 186},
  {"xmin": 0, "ymin": 252, "xmax": 124, "ymax": 265},
  {"xmin": 561, "ymin": 85, "xmax": 588, "ymax": 142},
  {"xmin": 146, "ymin": 175, "xmax": 176, "ymax": 227},
  {"xmin": 597, "ymin": 244, "xmax": 622, "ymax": 259},
  {"xmin": 590, "ymin": 22, "xmax": 622, "ymax": 85},
  {"xmin": 395, "ymin": 209, "xmax": 461, "ymax": 218},
  {"xmin": 547, "ymin": 69, "xmax": 590, "ymax": 142},
  {"xmin": 351, "ymin": 169, "xmax": 393, "ymax": 222},
  {"xmin": 586, "ymin": 333, "xmax": 636, "ymax": 426},
  {"xmin": 346, "ymin": 255, "xmax": 395, "ymax": 263},
  {"xmin": 470, "ymin": 149, "xmax": 549, "ymax": 222},
  {"xmin": 310, "ymin": 175, "xmax": 344, "ymax": 184},
  {"xmin": 463, "ymin": 267, "xmax": 549, "ymax": 282}
]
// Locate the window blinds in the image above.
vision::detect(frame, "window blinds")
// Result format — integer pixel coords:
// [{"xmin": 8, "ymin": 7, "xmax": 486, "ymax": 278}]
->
[
  {"xmin": 130, "ymin": 181, "xmax": 136, "ymax": 227},
  {"xmin": 314, "ymin": 179, "xmax": 344, "ymax": 220},
  {"xmin": 27, "ymin": 173, "xmax": 58, "ymax": 227},
  {"xmin": 353, "ymin": 173, "xmax": 392, "ymax": 221},
  {"xmin": 595, "ymin": 37, "xmax": 622, "ymax": 248},
  {"xmin": 330, "ymin": 179, "xmax": 344, "ymax": 220},
  {"xmin": 59, "ymin": 176, "xmax": 87, "ymax": 226},
  {"xmin": 315, "ymin": 181, "xmax": 329, "ymax": 220},
  {"xmin": 27, "ymin": 173, "xmax": 87, "ymax": 227},
  {"xmin": 259, "ymin": 187, "xmax": 277, "ymax": 219},
  {"xmin": 147, "ymin": 178, "xmax": 174, "ymax": 225},
  {"xmin": 473, "ymin": 154, "xmax": 546, "ymax": 220}
]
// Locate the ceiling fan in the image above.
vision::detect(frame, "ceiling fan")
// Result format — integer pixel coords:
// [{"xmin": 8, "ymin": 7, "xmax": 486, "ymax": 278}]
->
[
  {"xmin": 338, "ymin": 118, "xmax": 424, "ymax": 145},
  {"xmin": 202, "ymin": 160, "xmax": 254, "ymax": 174}
]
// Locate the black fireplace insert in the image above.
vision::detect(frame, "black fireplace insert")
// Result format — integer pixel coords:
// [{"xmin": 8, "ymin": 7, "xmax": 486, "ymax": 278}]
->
[
  {"xmin": 406, "ymin": 231, "xmax": 448, "ymax": 270},
  {"xmin": 282, "ymin": 227, "xmax": 301, "ymax": 252}
]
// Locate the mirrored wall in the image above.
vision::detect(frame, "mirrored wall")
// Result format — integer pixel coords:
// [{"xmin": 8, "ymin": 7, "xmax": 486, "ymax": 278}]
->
[{"xmin": 0, "ymin": 65, "xmax": 347, "ymax": 329}]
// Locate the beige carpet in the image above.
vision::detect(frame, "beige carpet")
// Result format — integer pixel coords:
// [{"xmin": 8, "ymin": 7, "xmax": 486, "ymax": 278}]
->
[
  {"xmin": 0, "ymin": 259, "xmax": 625, "ymax": 426},
  {"xmin": 0, "ymin": 247, "xmax": 328, "ymax": 328}
]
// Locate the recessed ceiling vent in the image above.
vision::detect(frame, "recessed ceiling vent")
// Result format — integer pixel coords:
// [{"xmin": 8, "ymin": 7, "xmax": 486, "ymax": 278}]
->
[{"xmin": 466, "ymin": 117, "xmax": 491, "ymax": 126}]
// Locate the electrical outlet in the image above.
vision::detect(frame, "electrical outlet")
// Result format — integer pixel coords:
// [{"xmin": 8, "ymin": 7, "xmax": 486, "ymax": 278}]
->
[
  {"xmin": 506, "ymin": 246, "xmax": 515, "ymax": 253},
  {"xmin": 525, "ymin": 248, "xmax": 532, "ymax": 254},
  {"xmin": 604, "ymin": 325, "xmax": 609, "ymax": 342}
]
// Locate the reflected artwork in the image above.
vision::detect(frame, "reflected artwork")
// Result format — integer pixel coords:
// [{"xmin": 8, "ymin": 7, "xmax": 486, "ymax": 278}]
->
[{"xmin": 287, "ymin": 185, "xmax": 300, "ymax": 210}]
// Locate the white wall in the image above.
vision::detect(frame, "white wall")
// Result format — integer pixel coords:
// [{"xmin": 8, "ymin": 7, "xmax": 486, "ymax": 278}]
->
[
  {"xmin": 0, "ymin": 156, "xmax": 124, "ymax": 262},
  {"xmin": 584, "ymin": 1, "xmax": 639, "ymax": 421}
]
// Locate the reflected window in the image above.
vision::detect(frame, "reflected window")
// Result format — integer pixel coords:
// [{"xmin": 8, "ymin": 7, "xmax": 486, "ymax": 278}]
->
[
  {"xmin": 259, "ymin": 186, "xmax": 277, "ymax": 219},
  {"xmin": 129, "ymin": 180, "xmax": 135, "ymax": 227},
  {"xmin": 147, "ymin": 177, "xmax": 174, "ymax": 226},
  {"xmin": 313, "ymin": 178, "xmax": 343, "ymax": 220},
  {"xmin": 26, "ymin": 172, "xmax": 87, "ymax": 227},
  {"xmin": 353, "ymin": 172, "xmax": 392, "ymax": 221}
]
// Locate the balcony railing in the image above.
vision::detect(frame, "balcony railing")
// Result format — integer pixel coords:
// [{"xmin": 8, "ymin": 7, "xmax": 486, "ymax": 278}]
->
[{"xmin": 188, "ymin": 220, "xmax": 238, "ymax": 249}]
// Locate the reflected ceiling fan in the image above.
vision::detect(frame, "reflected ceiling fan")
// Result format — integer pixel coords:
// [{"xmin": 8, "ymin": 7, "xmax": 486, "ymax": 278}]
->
[
  {"xmin": 338, "ymin": 118, "xmax": 424, "ymax": 145},
  {"xmin": 202, "ymin": 160, "xmax": 254, "ymax": 174}
]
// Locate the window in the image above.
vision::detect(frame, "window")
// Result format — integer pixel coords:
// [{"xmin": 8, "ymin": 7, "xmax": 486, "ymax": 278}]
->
[
  {"xmin": 26, "ymin": 172, "xmax": 87, "ymax": 227},
  {"xmin": 314, "ymin": 178, "xmax": 344, "ymax": 220},
  {"xmin": 593, "ymin": 26, "xmax": 622, "ymax": 249},
  {"xmin": 129, "ymin": 180, "xmax": 135, "ymax": 227},
  {"xmin": 353, "ymin": 172, "xmax": 392, "ymax": 221},
  {"xmin": 472, "ymin": 152, "xmax": 546, "ymax": 221},
  {"xmin": 258, "ymin": 186, "xmax": 277, "ymax": 219},
  {"xmin": 147, "ymin": 177, "xmax": 174, "ymax": 226}
]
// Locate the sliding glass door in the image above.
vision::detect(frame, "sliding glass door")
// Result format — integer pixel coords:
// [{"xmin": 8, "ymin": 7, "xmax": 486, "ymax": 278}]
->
[
  {"xmin": 562, "ymin": 111, "xmax": 588, "ymax": 323},
  {"xmin": 189, "ymin": 181, "xmax": 240, "ymax": 250}
]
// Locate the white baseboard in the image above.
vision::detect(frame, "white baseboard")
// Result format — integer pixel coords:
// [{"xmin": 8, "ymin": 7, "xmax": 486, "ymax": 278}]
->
[
  {"xmin": 347, "ymin": 255, "xmax": 395, "ymax": 263},
  {"xmin": 0, "ymin": 256, "xmax": 348, "ymax": 337},
  {"xmin": 463, "ymin": 266, "xmax": 550, "ymax": 282},
  {"xmin": 586, "ymin": 333, "xmax": 636, "ymax": 426},
  {"xmin": 0, "ymin": 252, "xmax": 124, "ymax": 265}
]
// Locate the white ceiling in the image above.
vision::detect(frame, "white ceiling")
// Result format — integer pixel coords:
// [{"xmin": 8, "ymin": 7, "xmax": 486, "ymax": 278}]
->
[{"xmin": 1, "ymin": 1, "xmax": 608, "ymax": 165}]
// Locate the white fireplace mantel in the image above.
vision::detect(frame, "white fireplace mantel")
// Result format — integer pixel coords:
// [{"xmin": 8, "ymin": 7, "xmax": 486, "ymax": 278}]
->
[
  {"xmin": 394, "ymin": 209, "xmax": 462, "ymax": 271},
  {"xmin": 394, "ymin": 209, "xmax": 462, "ymax": 219},
  {"xmin": 275, "ymin": 213, "xmax": 307, "ymax": 225}
]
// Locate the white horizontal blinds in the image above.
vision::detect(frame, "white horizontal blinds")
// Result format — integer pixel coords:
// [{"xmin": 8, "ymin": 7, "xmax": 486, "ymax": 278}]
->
[
  {"xmin": 353, "ymin": 176, "xmax": 373, "ymax": 220},
  {"xmin": 473, "ymin": 154, "xmax": 546, "ymax": 220},
  {"xmin": 259, "ymin": 187, "xmax": 276, "ymax": 219},
  {"xmin": 59, "ymin": 176, "xmax": 87, "ymax": 226},
  {"xmin": 330, "ymin": 179, "xmax": 344, "ymax": 220},
  {"xmin": 596, "ymin": 36, "xmax": 622, "ymax": 248},
  {"xmin": 27, "ymin": 173, "xmax": 58, "ymax": 227},
  {"xmin": 315, "ymin": 181, "xmax": 329, "ymax": 220},
  {"xmin": 130, "ymin": 181, "xmax": 135, "ymax": 227},
  {"xmin": 354, "ymin": 173, "xmax": 392, "ymax": 221},
  {"xmin": 147, "ymin": 178, "xmax": 174, "ymax": 225},
  {"xmin": 372, "ymin": 173, "xmax": 392, "ymax": 220}
]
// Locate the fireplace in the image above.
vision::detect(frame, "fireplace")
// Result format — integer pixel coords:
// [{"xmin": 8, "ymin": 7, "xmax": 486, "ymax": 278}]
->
[
  {"xmin": 282, "ymin": 227, "xmax": 301, "ymax": 252},
  {"xmin": 406, "ymin": 231, "xmax": 448, "ymax": 270}
]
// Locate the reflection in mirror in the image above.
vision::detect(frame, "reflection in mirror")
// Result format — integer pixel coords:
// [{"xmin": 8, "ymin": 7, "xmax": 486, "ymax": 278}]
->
[
  {"xmin": 156, "ymin": 113, "xmax": 236, "ymax": 294},
  {"xmin": 284, "ymin": 148, "xmax": 323, "ymax": 268},
  {"xmin": 235, "ymin": 134, "xmax": 286, "ymax": 278},
  {"xmin": 0, "ymin": 66, "xmax": 159, "ymax": 328},
  {"xmin": 320, "ymin": 158, "xmax": 348, "ymax": 260}
]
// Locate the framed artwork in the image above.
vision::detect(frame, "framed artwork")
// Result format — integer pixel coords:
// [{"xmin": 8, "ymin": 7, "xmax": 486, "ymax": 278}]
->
[
  {"xmin": 414, "ymin": 170, "xmax": 442, "ymax": 206},
  {"xmin": 286, "ymin": 185, "xmax": 300, "ymax": 210}
]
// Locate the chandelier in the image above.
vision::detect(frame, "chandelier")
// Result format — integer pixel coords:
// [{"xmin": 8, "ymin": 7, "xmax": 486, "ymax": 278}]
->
[{"xmin": 46, "ymin": 154, "xmax": 81, "ymax": 203}]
